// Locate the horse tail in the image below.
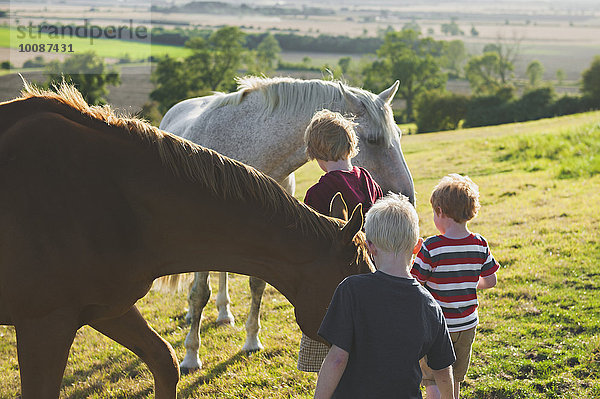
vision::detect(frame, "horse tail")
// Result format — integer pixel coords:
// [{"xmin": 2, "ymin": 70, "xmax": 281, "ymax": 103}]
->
[{"xmin": 152, "ymin": 273, "xmax": 194, "ymax": 293}]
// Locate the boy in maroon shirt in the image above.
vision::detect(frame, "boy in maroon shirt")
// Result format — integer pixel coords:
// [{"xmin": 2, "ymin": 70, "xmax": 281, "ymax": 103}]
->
[
  {"xmin": 304, "ymin": 109, "xmax": 383, "ymax": 216},
  {"xmin": 298, "ymin": 109, "xmax": 384, "ymax": 373}
]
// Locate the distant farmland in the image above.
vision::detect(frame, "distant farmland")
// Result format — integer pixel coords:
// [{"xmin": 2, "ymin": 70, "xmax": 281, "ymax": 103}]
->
[{"xmin": 0, "ymin": 26, "xmax": 191, "ymax": 64}]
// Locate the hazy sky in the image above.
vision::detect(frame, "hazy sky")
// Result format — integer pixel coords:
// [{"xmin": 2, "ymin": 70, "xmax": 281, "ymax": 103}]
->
[{"xmin": 11, "ymin": 0, "xmax": 599, "ymax": 8}]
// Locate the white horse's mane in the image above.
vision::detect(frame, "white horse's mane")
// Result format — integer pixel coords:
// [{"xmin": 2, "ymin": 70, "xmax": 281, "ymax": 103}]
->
[{"xmin": 206, "ymin": 76, "xmax": 397, "ymax": 147}]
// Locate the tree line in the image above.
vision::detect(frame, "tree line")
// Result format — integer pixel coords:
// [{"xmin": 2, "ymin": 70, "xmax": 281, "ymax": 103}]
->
[
  {"xmin": 33, "ymin": 22, "xmax": 383, "ymax": 54},
  {"xmin": 151, "ymin": 2, "xmax": 334, "ymax": 17},
  {"xmin": 150, "ymin": 27, "xmax": 600, "ymax": 132},
  {"xmin": 39, "ymin": 25, "xmax": 600, "ymax": 132}
]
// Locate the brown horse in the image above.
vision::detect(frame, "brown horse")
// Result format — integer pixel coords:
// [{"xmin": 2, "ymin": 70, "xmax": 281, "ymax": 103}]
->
[{"xmin": 0, "ymin": 83, "xmax": 374, "ymax": 398}]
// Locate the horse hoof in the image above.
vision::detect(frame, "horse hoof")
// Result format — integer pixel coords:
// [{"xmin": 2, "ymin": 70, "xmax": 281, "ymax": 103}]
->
[
  {"xmin": 242, "ymin": 340, "xmax": 264, "ymax": 353},
  {"xmin": 179, "ymin": 355, "xmax": 202, "ymax": 374},
  {"xmin": 179, "ymin": 365, "xmax": 200, "ymax": 375}
]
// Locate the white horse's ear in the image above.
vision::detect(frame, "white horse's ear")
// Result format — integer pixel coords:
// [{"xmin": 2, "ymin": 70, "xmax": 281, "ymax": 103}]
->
[
  {"xmin": 340, "ymin": 204, "xmax": 363, "ymax": 243},
  {"xmin": 378, "ymin": 80, "xmax": 400, "ymax": 104},
  {"xmin": 339, "ymin": 82, "xmax": 363, "ymax": 114},
  {"xmin": 329, "ymin": 192, "xmax": 349, "ymax": 221}
]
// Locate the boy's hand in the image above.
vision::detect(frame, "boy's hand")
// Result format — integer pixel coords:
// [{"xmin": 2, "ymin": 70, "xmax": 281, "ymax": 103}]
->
[
  {"xmin": 431, "ymin": 365, "xmax": 454, "ymax": 399},
  {"xmin": 477, "ymin": 273, "xmax": 497, "ymax": 289}
]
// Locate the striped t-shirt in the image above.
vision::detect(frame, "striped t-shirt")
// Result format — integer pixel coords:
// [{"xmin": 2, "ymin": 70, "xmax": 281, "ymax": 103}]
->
[{"xmin": 410, "ymin": 233, "xmax": 499, "ymax": 332}]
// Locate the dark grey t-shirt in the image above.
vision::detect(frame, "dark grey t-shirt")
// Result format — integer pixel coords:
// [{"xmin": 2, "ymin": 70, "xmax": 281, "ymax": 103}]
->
[{"xmin": 318, "ymin": 271, "xmax": 456, "ymax": 399}]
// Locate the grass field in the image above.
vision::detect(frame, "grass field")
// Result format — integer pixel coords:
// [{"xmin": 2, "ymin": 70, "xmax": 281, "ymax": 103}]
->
[
  {"xmin": 0, "ymin": 111, "xmax": 599, "ymax": 397},
  {"xmin": 0, "ymin": 26, "xmax": 191, "ymax": 62}
]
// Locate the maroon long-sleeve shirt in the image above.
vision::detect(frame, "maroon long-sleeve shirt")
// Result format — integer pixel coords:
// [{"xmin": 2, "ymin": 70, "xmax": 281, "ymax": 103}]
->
[{"xmin": 304, "ymin": 166, "xmax": 383, "ymax": 216}]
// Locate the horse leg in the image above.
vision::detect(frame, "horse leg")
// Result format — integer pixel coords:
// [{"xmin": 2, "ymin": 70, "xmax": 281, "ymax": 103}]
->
[
  {"xmin": 215, "ymin": 272, "xmax": 234, "ymax": 326},
  {"xmin": 14, "ymin": 310, "xmax": 78, "ymax": 399},
  {"xmin": 184, "ymin": 272, "xmax": 199, "ymax": 323},
  {"xmin": 242, "ymin": 276, "xmax": 266, "ymax": 352},
  {"xmin": 180, "ymin": 271, "xmax": 210, "ymax": 373},
  {"xmin": 91, "ymin": 306, "xmax": 179, "ymax": 399}
]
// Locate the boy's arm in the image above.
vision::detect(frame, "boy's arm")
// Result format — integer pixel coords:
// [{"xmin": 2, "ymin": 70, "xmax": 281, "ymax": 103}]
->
[
  {"xmin": 477, "ymin": 273, "xmax": 497, "ymax": 289},
  {"xmin": 314, "ymin": 345, "xmax": 349, "ymax": 399},
  {"xmin": 410, "ymin": 244, "xmax": 433, "ymax": 283},
  {"xmin": 431, "ymin": 366, "xmax": 454, "ymax": 399},
  {"xmin": 479, "ymin": 238, "xmax": 500, "ymax": 289}
]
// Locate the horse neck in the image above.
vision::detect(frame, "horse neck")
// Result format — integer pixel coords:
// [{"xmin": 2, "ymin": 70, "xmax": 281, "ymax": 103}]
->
[
  {"xmin": 242, "ymin": 92, "xmax": 315, "ymax": 181},
  {"xmin": 127, "ymin": 158, "xmax": 335, "ymax": 304}
]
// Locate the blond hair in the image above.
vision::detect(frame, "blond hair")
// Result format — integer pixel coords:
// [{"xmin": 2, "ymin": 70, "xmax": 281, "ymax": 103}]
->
[
  {"xmin": 430, "ymin": 174, "xmax": 480, "ymax": 223},
  {"xmin": 304, "ymin": 109, "xmax": 359, "ymax": 161},
  {"xmin": 364, "ymin": 193, "xmax": 419, "ymax": 256}
]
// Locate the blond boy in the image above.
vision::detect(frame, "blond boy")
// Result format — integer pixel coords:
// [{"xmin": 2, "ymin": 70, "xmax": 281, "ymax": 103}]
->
[{"xmin": 315, "ymin": 194, "xmax": 455, "ymax": 399}]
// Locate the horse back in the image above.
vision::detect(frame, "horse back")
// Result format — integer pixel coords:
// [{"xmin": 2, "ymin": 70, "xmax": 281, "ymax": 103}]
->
[
  {"xmin": 159, "ymin": 96, "xmax": 213, "ymax": 135},
  {"xmin": 159, "ymin": 92, "xmax": 306, "ymax": 178},
  {"xmin": 0, "ymin": 103, "xmax": 151, "ymax": 317}
]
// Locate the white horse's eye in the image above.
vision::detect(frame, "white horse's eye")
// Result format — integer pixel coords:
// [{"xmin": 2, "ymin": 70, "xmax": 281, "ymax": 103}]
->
[{"xmin": 366, "ymin": 135, "xmax": 381, "ymax": 145}]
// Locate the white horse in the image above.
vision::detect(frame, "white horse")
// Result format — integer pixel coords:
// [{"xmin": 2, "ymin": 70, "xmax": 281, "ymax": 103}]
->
[{"xmin": 159, "ymin": 76, "xmax": 414, "ymax": 372}]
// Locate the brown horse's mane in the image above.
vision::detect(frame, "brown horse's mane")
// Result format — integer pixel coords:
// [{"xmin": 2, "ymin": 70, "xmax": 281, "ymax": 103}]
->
[{"xmin": 17, "ymin": 81, "xmax": 347, "ymax": 243}]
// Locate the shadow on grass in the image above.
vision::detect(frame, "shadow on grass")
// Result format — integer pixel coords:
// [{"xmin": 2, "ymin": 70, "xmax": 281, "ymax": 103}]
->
[
  {"xmin": 62, "ymin": 352, "xmax": 153, "ymax": 398},
  {"xmin": 178, "ymin": 350, "xmax": 264, "ymax": 397}
]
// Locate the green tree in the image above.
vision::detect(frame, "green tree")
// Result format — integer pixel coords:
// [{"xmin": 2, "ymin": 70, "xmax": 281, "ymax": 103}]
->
[
  {"xmin": 415, "ymin": 91, "xmax": 469, "ymax": 133},
  {"xmin": 185, "ymin": 26, "xmax": 246, "ymax": 92},
  {"xmin": 255, "ymin": 33, "xmax": 281, "ymax": 73},
  {"xmin": 45, "ymin": 51, "xmax": 120, "ymax": 105},
  {"xmin": 441, "ymin": 18, "xmax": 463, "ymax": 36},
  {"xmin": 338, "ymin": 57, "xmax": 352, "ymax": 74},
  {"xmin": 151, "ymin": 26, "xmax": 247, "ymax": 113},
  {"xmin": 334, "ymin": 56, "xmax": 369, "ymax": 87},
  {"xmin": 465, "ymin": 52, "xmax": 504, "ymax": 95},
  {"xmin": 513, "ymin": 86, "xmax": 555, "ymax": 121},
  {"xmin": 139, "ymin": 101, "xmax": 163, "ymax": 126},
  {"xmin": 363, "ymin": 30, "xmax": 446, "ymax": 121},
  {"xmin": 377, "ymin": 25, "xmax": 395, "ymax": 38},
  {"xmin": 556, "ymin": 69, "xmax": 566, "ymax": 85},
  {"xmin": 402, "ymin": 20, "xmax": 421, "ymax": 33},
  {"xmin": 463, "ymin": 87, "xmax": 515, "ymax": 128},
  {"xmin": 376, "ymin": 29, "xmax": 444, "ymax": 58},
  {"xmin": 482, "ymin": 35, "xmax": 521, "ymax": 84},
  {"xmin": 150, "ymin": 55, "xmax": 192, "ymax": 114},
  {"xmin": 581, "ymin": 55, "xmax": 600, "ymax": 106},
  {"xmin": 526, "ymin": 60, "xmax": 545, "ymax": 86},
  {"xmin": 441, "ymin": 40, "xmax": 468, "ymax": 78}
]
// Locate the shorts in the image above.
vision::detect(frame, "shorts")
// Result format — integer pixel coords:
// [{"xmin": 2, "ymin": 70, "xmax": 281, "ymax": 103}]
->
[
  {"xmin": 420, "ymin": 326, "xmax": 477, "ymax": 386},
  {"xmin": 297, "ymin": 333, "xmax": 330, "ymax": 372}
]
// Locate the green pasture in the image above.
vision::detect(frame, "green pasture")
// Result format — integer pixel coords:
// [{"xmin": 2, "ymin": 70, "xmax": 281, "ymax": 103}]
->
[
  {"xmin": 0, "ymin": 26, "xmax": 190, "ymax": 61},
  {"xmin": 0, "ymin": 111, "xmax": 599, "ymax": 397}
]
